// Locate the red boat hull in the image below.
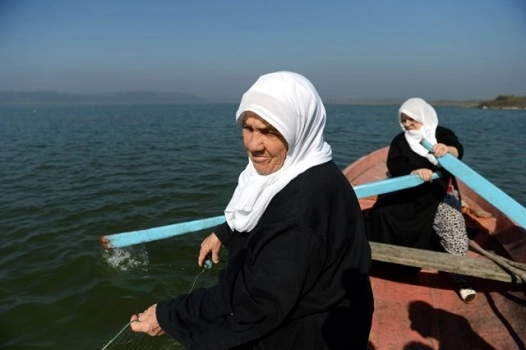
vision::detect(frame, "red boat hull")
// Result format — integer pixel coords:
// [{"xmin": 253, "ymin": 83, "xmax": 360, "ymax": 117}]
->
[{"xmin": 343, "ymin": 147, "xmax": 526, "ymax": 349}]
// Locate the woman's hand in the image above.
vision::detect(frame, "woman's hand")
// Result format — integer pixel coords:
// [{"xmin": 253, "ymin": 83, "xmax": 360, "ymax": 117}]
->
[
  {"xmin": 411, "ymin": 168, "xmax": 434, "ymax": 182},
  {"xmin": 433, "ymin": 143, "xmax": 458, "ymax": 158},
  {"xmin": 198, "ymin": 232, "xmax": 222, "ymax": 267},
  {"xmin": 130, "ymin": 304, "xmax": 164, "ymax": 336}
]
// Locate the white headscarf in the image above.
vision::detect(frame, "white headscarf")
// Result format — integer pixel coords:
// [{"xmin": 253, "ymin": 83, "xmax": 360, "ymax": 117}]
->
[
  {"xmin": 398, "ymin": 97, "xmax": 439, "ymax": 165},
  {"xmin": 224, "ymin": 71, "xmax": 332, "ymax": 232}
]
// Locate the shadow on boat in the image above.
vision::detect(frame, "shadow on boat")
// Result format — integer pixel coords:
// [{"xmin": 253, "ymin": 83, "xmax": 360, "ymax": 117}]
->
[
  {"xmin": 404, "ymin": 300, "xmax": 496, "ymax": 350},
  {"xmin": 368, "ymin": 257, "xmax": 526, "ymax": 349}
]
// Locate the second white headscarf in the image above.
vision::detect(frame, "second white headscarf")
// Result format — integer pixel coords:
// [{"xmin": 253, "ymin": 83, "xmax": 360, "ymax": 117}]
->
[
  {"xmin": 398, "ymin": 97, "xmax": 439, "ymax": 165},
  {"xmin": 224, "ymin": 71, "xmax": 332, "ymax": 232}
]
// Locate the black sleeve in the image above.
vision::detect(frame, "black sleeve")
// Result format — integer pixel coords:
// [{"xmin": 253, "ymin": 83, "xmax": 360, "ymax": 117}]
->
[
  {"xmin": 386, "ymin": 133, "xmax": 412, "ymax": 177},
  {"xmin": 436, "ymin": 126, "xmax": 464, "ymax": 160},
  {"xmin": 214, "ymin": 222, "xmax": 233, "ymax": 248},
  {"xmin": 155, "ymin": 223, "xmax": 324, "ymax": 349}
]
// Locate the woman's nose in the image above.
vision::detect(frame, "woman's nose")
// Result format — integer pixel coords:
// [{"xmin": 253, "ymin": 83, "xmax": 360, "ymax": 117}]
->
[{"xmin": 245, "ymin": 132, "xmax": 263, "ymax": 150}]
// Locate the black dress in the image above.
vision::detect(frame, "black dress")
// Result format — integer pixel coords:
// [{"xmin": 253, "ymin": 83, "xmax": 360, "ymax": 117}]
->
[
  {"xmin": 365, "ymin": 126, "xmax": 463, "ymax": 251},
  {"xmin": 156, "ymin": 161, "xmax": 374, "ymax": 349}
]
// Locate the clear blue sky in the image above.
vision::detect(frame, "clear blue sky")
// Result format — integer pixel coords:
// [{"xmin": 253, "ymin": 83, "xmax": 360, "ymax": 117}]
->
[{"xmin": 1, "ymin": 0, "xmax": 525, "ymax": 102}]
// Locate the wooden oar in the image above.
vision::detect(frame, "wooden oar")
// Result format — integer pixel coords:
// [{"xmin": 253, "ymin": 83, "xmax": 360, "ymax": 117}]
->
[
  {"xmin": 99, "ymin": 171, "xmax": 441, "ymax": 250},
  {"xmin": 353, "ymin": 171, "xmax": 441, "ymax": 198},
  {"xmin": 99, "ymin": 216, "xmax": 226, "ymax": 250},
  {"xmin": 421, "ymin": 138, "xmax": 526, "ymax": 229}
]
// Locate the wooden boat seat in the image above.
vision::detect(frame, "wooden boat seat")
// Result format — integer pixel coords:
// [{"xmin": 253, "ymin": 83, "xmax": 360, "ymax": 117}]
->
[{"xmin": 370, "ymin": 241, "xmax": 524, "ymax": 284}]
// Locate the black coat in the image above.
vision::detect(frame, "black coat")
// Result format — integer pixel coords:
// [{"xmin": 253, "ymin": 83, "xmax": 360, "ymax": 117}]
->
[
  {"xmin": 365, "ymin": 126, "xmax": 463, "ymax": 250},
  {"xmin": 156, "ymin": 161, "xmax": 374, "ymax": 349}
]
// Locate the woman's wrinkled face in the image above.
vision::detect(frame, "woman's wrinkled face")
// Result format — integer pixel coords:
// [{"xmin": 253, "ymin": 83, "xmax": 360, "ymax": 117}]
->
[
  {"xmin": 242, "ymin": 111, "xmax": 288, "ymax": 175},
  {"xmin": 400, "ymin": 113, "xmax": 423, "ymax": 131}
]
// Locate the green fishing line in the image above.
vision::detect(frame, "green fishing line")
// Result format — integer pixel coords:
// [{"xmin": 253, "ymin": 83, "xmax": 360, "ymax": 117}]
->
[
  {"xmin": 101, "ymin": 320, "xmax": 133, "ymax": 350},
  {"xmin": 100, "ymin": 259, "xmax": 214, "ymax": 350}
]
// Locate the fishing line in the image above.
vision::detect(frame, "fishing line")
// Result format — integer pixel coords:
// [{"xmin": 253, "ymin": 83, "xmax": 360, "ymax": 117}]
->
[
  {"xmin": 100, "ymin": 258, "xmax": 215, "ymax": 350},
  {"xmin": 186, "ymin": 258, "xmax": 214, "ymax": 293},
  {"xmin": 101, "ymin": 321, "xmax": 133, "ymax": 350}
]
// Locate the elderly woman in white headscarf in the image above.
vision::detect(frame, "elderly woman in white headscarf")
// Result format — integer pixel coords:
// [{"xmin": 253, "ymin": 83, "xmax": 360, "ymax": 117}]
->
[
  {"xmin": 365, "ymin": 97, "xmax": 476, "ymax": 303},
  {"xmin": 130, "ymin": 71, "xmax": 374, "ymax": 349}
]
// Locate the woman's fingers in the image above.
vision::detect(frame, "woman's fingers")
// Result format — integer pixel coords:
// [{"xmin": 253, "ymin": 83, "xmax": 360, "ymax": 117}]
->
[
  {"xmin": 198, "ymin": 232, "xmax": 221, "ymax": 266},
  {"xmin": 130, "ymin": 305, "xmax": 164, "ymax": 336},
  {"xmin": 433, "ymin": 143, "xmax": 449, "ymax": 157},
  {"xmin": 412, "ymin": 169, "xmax": 433, "ymax": 182}
]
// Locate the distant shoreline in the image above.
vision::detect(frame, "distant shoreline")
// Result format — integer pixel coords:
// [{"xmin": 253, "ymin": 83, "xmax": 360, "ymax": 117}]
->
[
  {"xmin": 475, "ymin": 95, "xmax": 526, "ymax": 110},
  {"xmin": 0, "ymin": 91, "xmax": 206, "ymax": 105},
  {"xmin": 0, "ymin": 91, "xmax": 524, "ymax": 109}
]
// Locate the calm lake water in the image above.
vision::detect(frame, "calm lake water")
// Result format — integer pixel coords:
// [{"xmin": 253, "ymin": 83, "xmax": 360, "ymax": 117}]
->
[{"xmin": 1, "ymin": 103, "xmax": 525, "ymax": 349}]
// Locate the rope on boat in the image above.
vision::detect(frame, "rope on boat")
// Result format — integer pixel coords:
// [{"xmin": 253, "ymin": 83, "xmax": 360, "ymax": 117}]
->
[{"xmin": 469, "ymin": 240, "xmax": 526, "ymax": 283}]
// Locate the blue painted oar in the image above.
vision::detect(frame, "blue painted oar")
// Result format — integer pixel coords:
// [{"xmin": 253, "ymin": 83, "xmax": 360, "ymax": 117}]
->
[
  {"xmin": 353, "ymin": 171, "xmax": 441, "ymax": 198},
  {"xmin": 421, "ymin": 138, "xmax": 526, "ymax": 229},
  {"xmin": 99, "ymin": 171, "xmax": 441, "ymax": 250},
  {"xmin": 99, "ymin": 216, "xmax": 226, "ymax": 250}
]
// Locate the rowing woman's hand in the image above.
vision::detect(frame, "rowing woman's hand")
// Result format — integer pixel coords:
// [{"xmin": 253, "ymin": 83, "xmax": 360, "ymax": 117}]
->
[
  {"xmin": 411, "ymin": 168, "xmax": 434, "ymax": 182},
  {"xmin": 432, "ymin": 143, "xmax": 459, "ymax": 158}
]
